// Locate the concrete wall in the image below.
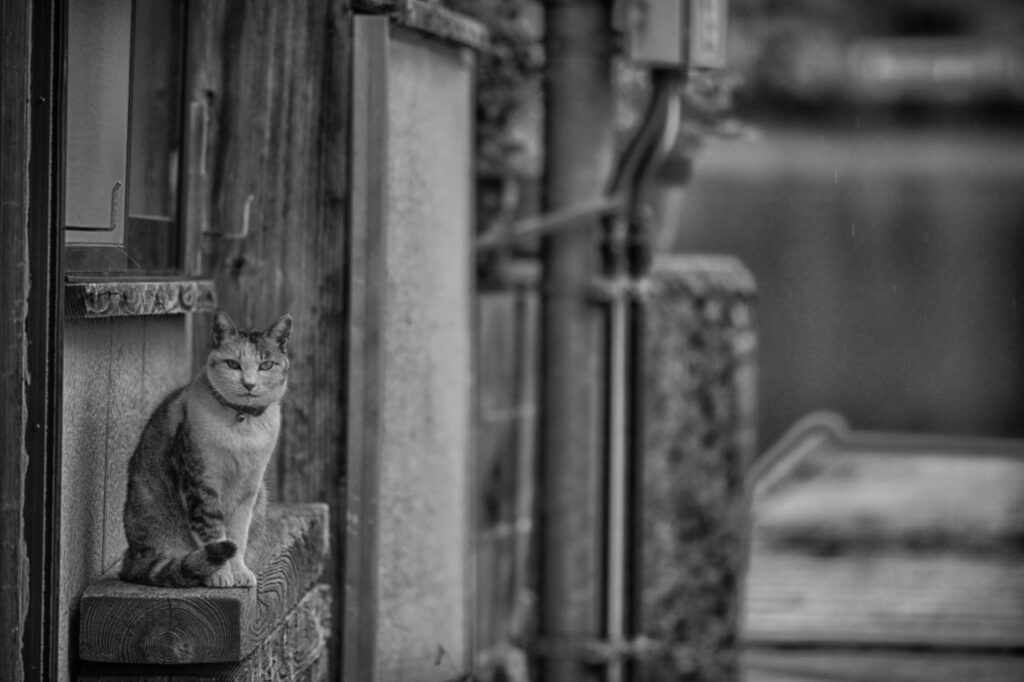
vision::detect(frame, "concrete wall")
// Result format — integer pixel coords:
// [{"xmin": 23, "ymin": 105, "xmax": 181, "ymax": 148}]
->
[
  {"xmin": 59, "ymin": 316, "xmax": 191, "ymax": 680},
  {"xmin": 376, "ymin": 27, "xmax": 474, "ymax": 680}
]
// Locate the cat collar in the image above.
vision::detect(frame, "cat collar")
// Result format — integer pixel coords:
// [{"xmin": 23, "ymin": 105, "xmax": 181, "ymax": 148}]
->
[{"xmin": 205, "ymin": 375, "xmax": 268, "ymax": 419}]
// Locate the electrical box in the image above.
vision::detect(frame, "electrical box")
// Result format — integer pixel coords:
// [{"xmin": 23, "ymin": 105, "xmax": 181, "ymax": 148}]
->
[{"xmin": 620, "ymin": 0, "xmax": 728, "ymax": 71}]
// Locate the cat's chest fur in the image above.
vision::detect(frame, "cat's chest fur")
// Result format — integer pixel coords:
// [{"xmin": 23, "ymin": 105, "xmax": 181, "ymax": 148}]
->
[{"xmin": 186, "ymin": 390, "xmax": 280, "ymax": 494}]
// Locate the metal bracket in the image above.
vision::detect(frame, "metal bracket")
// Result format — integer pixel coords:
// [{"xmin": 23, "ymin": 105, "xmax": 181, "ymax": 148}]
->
[
  {"xmin": 476, "ymin": 193, "xmax": 627, "ymax": 253},
  {"xmin": 530, "ymin": 635, "xmax": 678, "ymax": 666},
  {"xmin": 587, "ymin": 276, "xmax": 653, "ymax": 304},
  {"xmin": 65, "ymin": 181, "xmax": 122, "ymax": 232}
]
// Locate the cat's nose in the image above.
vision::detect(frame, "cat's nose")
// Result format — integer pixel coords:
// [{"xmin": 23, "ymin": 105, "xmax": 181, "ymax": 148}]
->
[{"xmin": 242, "ymin": 379, "xmax": 256, "ymax": 391}]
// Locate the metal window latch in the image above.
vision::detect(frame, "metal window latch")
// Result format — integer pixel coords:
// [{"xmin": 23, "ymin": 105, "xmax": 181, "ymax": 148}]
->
[{"xmin": 203, "ymin": 193, "xmax": 255, "ymax": 240}]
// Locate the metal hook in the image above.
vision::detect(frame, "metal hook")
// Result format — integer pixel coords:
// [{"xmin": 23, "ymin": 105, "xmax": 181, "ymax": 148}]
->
[{"xmin": 190, "ymin": 98, "xmax": 209, "ymax": 178}]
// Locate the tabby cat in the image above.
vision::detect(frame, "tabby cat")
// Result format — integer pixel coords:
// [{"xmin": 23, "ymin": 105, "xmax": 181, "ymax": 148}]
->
[{"xmin": 120, "ymin": 311, "xmax": 292, "ymax": 588}]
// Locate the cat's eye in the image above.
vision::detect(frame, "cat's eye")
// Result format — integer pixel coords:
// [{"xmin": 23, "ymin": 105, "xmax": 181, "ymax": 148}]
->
[
  {"xmin": 225, "ymin": 359, "xmax": 241, "ymax": 370},
  {"xmin": 259, "ymin": 361, "xmax": 275, "ymax": 371}
]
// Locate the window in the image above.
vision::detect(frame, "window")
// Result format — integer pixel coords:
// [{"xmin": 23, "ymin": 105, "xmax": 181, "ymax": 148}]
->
[{"xmin": 64, "ymin": 0, "xmax": 187, "ymax": 274}]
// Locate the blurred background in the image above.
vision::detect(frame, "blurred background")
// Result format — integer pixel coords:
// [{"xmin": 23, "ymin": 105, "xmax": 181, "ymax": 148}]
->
[{"xmin": 660, "ymin": 0, "xmax": 1024, "ymax": 449}]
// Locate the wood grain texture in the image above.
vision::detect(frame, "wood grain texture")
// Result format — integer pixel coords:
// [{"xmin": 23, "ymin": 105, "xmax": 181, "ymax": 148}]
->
[
  {"xmin": 79, "ymin": 503, "xmax": 329, "ymax": 664},
  {"xmin": 184, "ymin": 2, "xmax": 350, "ymax": 676},
  {"xmin": 1, "ymin": 0, "xmax": 32, "ymax": 678},
  {"xmin": 60, "ymin": 316, "xmax": 193, "ymax": 679},
  {"xmin": 101, "ymin": 318, "xmax": 146, "ymax": 571},
  {"xmin": 61, "ymin": 318, "xmax": 118, "ymax": 677},
  {"xmin": 78, "ymin": 583, "xmax": 331, "ymax": 681},
  {"xmin": 186, "ymin": 0, "xmax": 348, "ymax": 500}
]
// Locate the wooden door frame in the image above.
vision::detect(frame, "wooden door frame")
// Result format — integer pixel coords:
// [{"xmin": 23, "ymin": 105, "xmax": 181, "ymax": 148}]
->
[
  {"xmin": 344, "ymin": 14, "xmax": 389, "ymax": 681},
  {"xmin": 25, "ymin": 0, "xmax": 66, "ymax": 677}
]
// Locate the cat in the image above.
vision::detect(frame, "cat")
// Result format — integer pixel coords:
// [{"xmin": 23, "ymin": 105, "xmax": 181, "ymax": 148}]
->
[{"xmin": 119, "ymin": 311, "xmax": 292, "ymax": 588}]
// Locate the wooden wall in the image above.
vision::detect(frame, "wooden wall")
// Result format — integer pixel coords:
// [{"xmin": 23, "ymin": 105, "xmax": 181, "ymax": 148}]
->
[
  {"xmin": 187, "ymin": 0, "xmax": 349, "ymax": 498},
  {"xmin": 59, "ymin": 317, "xmax": 191, "ymax": 680},
  {"xmin": 3, "ymin": 0, "xmax": 63, "ymax": 679},
  {"xmin": 186, "ymin": 0, "xmax": 350, "ymax": 672},
  {"xmin": 53, "ymin": 1, "xmax": 352, "ymax": 679}
]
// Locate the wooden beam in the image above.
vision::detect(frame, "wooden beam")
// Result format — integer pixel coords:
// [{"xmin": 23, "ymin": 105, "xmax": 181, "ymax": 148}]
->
[
  {"xmin": 64, "ymin": 280, "xmax": 218, "ymax": 319},
  {"xmin": 78, "ymin": 583, "xmax": 331, "ymax": 681},
  {"xmin": 79, "ymin": 504, "xmax": 328, "ymax": 665},
  {"xmin": 19, "ymin": 0, "xmax": 67, "ymax": 678}
]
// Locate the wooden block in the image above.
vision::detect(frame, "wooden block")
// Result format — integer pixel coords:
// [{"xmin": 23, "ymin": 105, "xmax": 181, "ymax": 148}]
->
[
  {"xmin": 79, "ymin": 583, "xmax": 331, "ymax": 681},
  {"xmin": 79, "ymin": 503, "xmax": 329, "ymax": 664}
]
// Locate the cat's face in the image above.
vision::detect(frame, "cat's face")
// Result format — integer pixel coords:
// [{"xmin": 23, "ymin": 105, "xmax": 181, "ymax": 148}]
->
[{"xmin": 206, "ymin": 312, "xmax": 292, "ymax": 405}]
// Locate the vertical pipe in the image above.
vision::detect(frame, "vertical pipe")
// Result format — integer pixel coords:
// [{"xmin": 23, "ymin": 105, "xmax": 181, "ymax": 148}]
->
[
  {"xmin": 605, "ymin": 283, "xmax": 628, "ymax": 682},
  {"xmin": 538, "ymin": 2, "xmax": 615, "ymax": 681}
]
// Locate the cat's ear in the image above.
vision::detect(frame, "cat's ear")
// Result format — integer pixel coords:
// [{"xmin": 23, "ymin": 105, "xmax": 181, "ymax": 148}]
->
[
  {"xmin": 212, "ymin": 311, "xmax": 239, "ymax": 348},
  {"xmin": 264, "ymin": 314, "xmax": 292, "ymax": 352}
]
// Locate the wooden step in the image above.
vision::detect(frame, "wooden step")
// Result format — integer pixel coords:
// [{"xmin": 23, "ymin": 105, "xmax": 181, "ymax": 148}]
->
[
  {"xmin": 79, "ymin": 503, "xmax": 329, "ymax": 665},
  {"xmin": 79, "ymin": 583, "xmax": 331, "ymax": 681}
]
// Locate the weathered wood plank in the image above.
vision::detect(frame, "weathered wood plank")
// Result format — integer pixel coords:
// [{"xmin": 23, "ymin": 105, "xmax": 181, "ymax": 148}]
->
[
  {"xmin": 98, "ymin": 317, "xmax": 192, "ymax": 576},
  {"xmin": 185, "ymin": 2, "xmax": 350, "ymax": 677},
  {"xmin": 65, "ymin": 281, "xmax": 217, "ymax": 319},
  {"xmin": 1, "ymin": 1, "xmax": 32, "ymax": 678},
  {"xmin": 61, "ymin": 318, "xmax": 117, "ymax": 676},
  {"xmin": 78, "ymin": 583, "xmax": 331, "ymax": 681},
  {"xmin": 79, "ymin": 503, "xmax": 328, "ymax": 664},
  {"xmin": 102, "ymin": 318, "xmax": 146, "ymax": 572}
]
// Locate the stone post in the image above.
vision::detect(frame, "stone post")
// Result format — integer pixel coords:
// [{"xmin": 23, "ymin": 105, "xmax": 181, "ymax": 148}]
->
[{"xmin": 639, "ymin": 255, "xmax": 757, "ymax": 681}]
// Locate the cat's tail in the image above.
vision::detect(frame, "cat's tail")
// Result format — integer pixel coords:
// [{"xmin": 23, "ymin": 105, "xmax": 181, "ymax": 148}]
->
[{"xmin": 119, "ymin": 541, "xmax": 237, "ymax": 587}]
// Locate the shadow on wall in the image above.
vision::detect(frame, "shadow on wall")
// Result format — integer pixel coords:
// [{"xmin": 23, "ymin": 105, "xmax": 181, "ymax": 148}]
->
[{"xmin": 660, "ymin": 127, "xmax": 1024, "ymax": 451}]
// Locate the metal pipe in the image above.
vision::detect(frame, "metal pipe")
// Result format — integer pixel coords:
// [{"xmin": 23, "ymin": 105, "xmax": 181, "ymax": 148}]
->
[
  {"xmin": 603, "ymin": 68, "xmax": 685, "ymax": 682},
  {"xmin": 476, "ymin": 193, "xmax": 627, "ymax": 253},
  {"xmin": 537, "ymin": 2, "xmax": 615, "ymax": 681}
]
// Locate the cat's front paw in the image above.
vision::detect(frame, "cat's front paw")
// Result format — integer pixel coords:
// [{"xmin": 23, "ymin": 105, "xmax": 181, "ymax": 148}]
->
[
  {"xmin": 204, "ymin": 565, "xmax": 235, "ymax": 588},
  {"xmin": 232, "ymin": 563, "xmax": 257, "ymax": 588}
]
